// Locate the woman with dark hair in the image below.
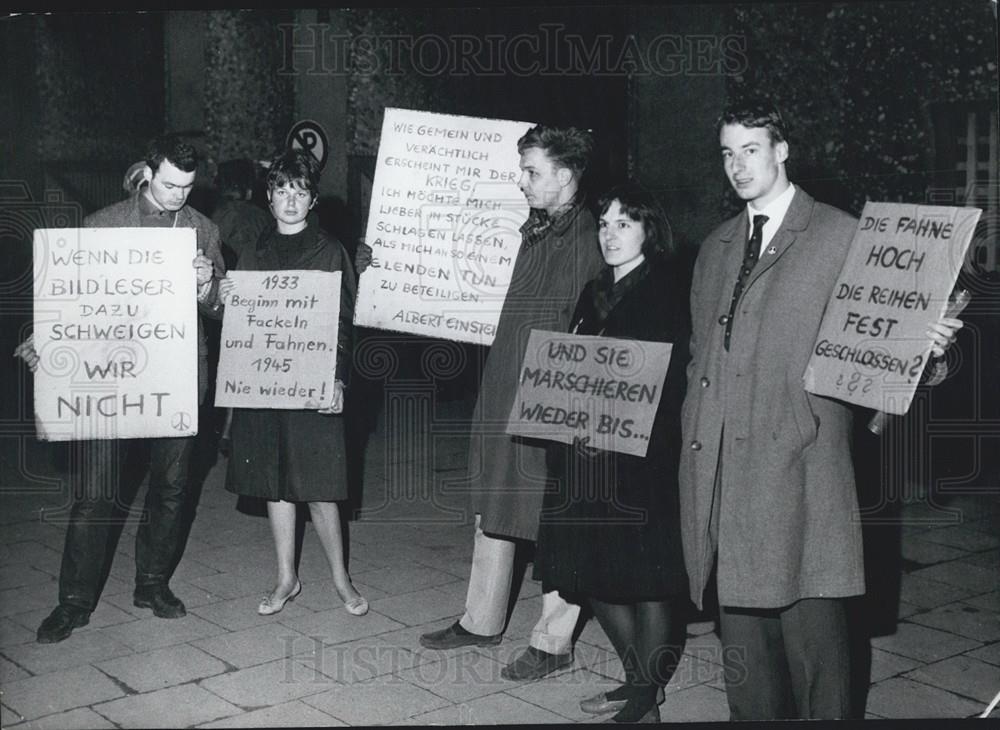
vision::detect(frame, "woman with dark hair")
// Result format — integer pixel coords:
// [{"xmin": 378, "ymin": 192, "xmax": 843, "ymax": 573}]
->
[
  {"xmin": 224, "ymin": 149, "xmax": 368, "ymax": 618},
  {"xmin": 533, "ymin": 183, "xmax": 690, "ymax": 723}
]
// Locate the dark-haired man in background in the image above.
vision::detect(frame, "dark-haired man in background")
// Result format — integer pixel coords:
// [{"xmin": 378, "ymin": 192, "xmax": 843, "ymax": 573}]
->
[
  {"xmin": 16, "ymin": 135, "xmax": 226, "ymax": 643},
  {"xmin": 679, "ymin": 99, "xmax": 962, "ymax": 719},
  {"xmin": 419, "ymin": 126, "xmax": 604, "ymax": 681}
]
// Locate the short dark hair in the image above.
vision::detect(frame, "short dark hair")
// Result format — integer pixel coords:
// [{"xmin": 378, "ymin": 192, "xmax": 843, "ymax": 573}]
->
[
  {"xmin": 146, "ymin": 134, "xmax": 199, "ymax": 174},
  {"xmin": 215, "ymin": 158, "xmax": 259, "ymax": 196},
  {"xmin": 516, "ymin": 125, "xmax": 593, "ymax": 179},
  {"xmin": 597, "ymin": 183, "xmax": 675, "ymax": 260},
  {"xmin": 716, "ymin": 97, "xmax": 789, "ymax": 145},
  {"xmin": 266, "ymin": 149, "xmax": 320, "ymax": 197}
]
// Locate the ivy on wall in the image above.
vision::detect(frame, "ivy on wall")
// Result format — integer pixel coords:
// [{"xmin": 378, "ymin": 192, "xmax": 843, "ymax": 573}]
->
[
  {"xmin": 343, "ymin": 8, "xmax": 442, "ymax": 156},
  {"xmin": 203, "ymin": 10, "xmax": 295, "ymax": 165},
  {"xmin": 725, "ymin": 0, "xmax": 998, "ymax": 216},
  {"xmin": 35, "ymin": 14, "xmax": 164, "ymax": 162}
]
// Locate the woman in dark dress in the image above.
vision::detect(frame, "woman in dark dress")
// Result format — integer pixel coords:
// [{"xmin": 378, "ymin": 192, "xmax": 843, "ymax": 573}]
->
[
  {"xmin": 534, "ymin": 183, "xmax": 690, "ymax": 723},
  {"xmin": 224, "ymin": 150, "xmax": 368, "ymax": 618}
]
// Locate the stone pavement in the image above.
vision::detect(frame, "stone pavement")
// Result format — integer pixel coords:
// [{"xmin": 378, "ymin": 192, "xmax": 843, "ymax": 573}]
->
[{"xmin": 1, "ymin": 396, "xmax": 998, "ymax": 727}]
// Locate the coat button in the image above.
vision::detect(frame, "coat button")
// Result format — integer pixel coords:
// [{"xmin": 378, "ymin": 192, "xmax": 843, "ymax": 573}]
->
[
  {"xmin": 718, "ymin": 315, "xmax": 730, "ymax": 325},
  {"xmin": 700, "ymin": 377, "xmax": 710, "ymax": 388},
  {"xmin": 690, "ymin": 440, "xmax": 702, "ymax": 451}
]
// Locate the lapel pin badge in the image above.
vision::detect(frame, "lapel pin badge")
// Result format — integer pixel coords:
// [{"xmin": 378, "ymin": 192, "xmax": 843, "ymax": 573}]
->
[{"xmin": 767, "ymin": 246, "xmax": 777, "ymax": 255}]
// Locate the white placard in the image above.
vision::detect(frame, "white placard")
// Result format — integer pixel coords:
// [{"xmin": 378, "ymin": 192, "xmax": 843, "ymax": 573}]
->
[
  {"xmin": 355, "ymin": 107, "xmax": 535, "ymax": 345},
  {"xmin": 804, "ymin": 202, "xmax": 981, "ymax": 414},
  {"xmin": 32, "ymin": 228, "xmax": 198, "ymax": 441},
  {"xmin": 215, "ymin": 270, "xmax": 342, "ymax": 409}
]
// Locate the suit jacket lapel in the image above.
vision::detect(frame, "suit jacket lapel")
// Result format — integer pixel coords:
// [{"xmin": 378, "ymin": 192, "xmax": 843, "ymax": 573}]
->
[{"xmin": 747, "ymin": 188, "xmax": 814, "ymax": 285}]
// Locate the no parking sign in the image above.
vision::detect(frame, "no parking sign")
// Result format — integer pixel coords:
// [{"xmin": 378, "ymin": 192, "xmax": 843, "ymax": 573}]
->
[{"xmin": 287, "ymin": 120, "xmax": 329, "ymax": 171}]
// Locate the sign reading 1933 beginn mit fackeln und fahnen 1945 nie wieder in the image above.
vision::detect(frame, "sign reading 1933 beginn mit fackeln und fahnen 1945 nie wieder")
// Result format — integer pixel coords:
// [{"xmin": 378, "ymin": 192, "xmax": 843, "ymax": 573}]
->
[
  {"xmin": 32, "ymin": 227, "xmax": 198, "ymax": 441},
  {"xmin": 506, "ymin": 329, "xmax": 673, "ymax": 457},
  {"xmin": 354, "ymin": 107, "xmax": 535, "ymax": 347},
  {"xmin": 215, "ymin": 270, "xmax": 342, "ymax": 410},
  {"xmin": 804, "ymin": 202, "xmax": 981, "ymax": 415}
]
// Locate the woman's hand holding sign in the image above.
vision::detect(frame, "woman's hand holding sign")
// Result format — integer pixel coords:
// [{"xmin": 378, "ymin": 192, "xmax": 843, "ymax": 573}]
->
[{"xmin": 317, "ymin": 379, "xmax": 346, "ymax": 415}]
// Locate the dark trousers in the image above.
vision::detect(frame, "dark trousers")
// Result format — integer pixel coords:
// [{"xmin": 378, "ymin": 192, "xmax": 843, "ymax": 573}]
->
[
  {"xmin": 58, "ymin": 437, "xmax": 193, "ymax": 611},
  {"xmin": 719, "ymin": 597, "xmax": 851, "ymax": 720}
]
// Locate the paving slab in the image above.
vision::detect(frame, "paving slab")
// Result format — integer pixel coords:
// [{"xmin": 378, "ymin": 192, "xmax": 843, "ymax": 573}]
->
[
  {"xmin": 96, "ymin": 612, "xmax": 226, "ymax": 652},
  {"xmin": 0, "ymin": 565, "xmax": 57, "ymax": 591},
  {"xmin": 291, "ymin": 577, "xmax": 390, "ymax": 611},
  {"xmin": 898, "ymin": 572, "xmax": 976, "ymax": 609},
  {"xmin": 290, "ymin": 635, "xmax": 425, "ymax": 684},
  {"xmin": 865, "ymin": 676, "xmax": 984, "ymax": 718},
  {"xmin": 196, "ymin": 699, "xmax": 347, "ymax": 728},
  {"xmin": 2, "ymin": 665, "xmax": 125, "ymax": 721},
  {"xmin": 368, "ymin": 585, "xmax": 467, "ymax": 627},
  {"xmin": 395, "ymin": 650, "xmax": 509, "ymax": 703},
  {"xmin": 199, "ymin": 658, "xmax": 336, "ymax": 707},
  {"xmin": 402, "ymin": 692, "xmax": 568, "ymax": 725},
  {"xmin": 899, "ymin": 536, "xmax": 972, "ymax": 566},
  {"xmin": 962, "ymin": 591, "xmax": 1000, "ymax": 614},
  {"xmin": 870, "ymin": 621, "xmax": 982, "ymax": 663},
  {"xmin": 190, "ymin": 593, "xmax": 314, "ymax": 632},
  {"xmin": 301, "ymin": 675, "xmax": 450, "ymax": 725},
  {"xmin": 12, "ymin": 706, "xmax": 116, "ymax": 730},
  {"xmin": 95, "ymin": 643, "xmax": 229, "ymax": 692},
  {"xmin": 0, "ymin": 584, "xmax": 59, "ymax": 619},
  {"xmin": 903, "ymin": 653, "xmax": 1000, "ymax": 704},
  {"xmin": 868, "ymin": 647, "xmax": 921, "ymax": 682},
  {"xmin": 918, "ymin": 525, "xmax": 1000, "ymax": 552},
  {"xmin": 0, "ymin": 616, "xmax": 36, "ymax": 647},
  {"xmin": 94, "ymin": 682, "xmax": 242, "ymax": 728},
  {"xmin": 908, "ymin": 601, "xmax": 1000, "ymax": 642},
  {"xmin": 966, "ymin": 641, "xmax": 1000, "ymax": 667},
  {"xmin": 2, "ymin": 627, "xmax": 133, "ymax": 675},
  {"xmin": 348, "ymin": 564, "xmax": 461, "ymax": 595},
  {"xmin": 912, "ymin": 562, "xmax": 999, "ymax": 594},
  {"xmin": 192, "ymin": 622, "xmax": 312, "ymax": 668},
  {"xmin": 278, "ymin": 605, "xmax": 404, "ymax": 645},
  {"xmin": 1, "ymin": 653, "xmax": 31, "ymax": 683}
]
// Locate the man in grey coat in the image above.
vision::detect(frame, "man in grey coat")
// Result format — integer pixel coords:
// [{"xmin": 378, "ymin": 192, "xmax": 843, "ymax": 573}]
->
[
  {"xmin": 679, "ymin": 99, "xmax": 962, "ymax": 719},
  {"xmin": 16, "ymin": 135, "xmax": 225, "ymax": 643},
  {"xmin": 419, "ymin": 126, "xmax": 604, "ymax": 680}
]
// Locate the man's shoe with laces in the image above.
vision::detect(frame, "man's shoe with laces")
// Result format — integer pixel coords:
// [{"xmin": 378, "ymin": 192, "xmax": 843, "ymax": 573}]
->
[
  {"xmin": 36, "ymin": 604, "xmax": 91, "ymax": 644},
  {"xmin": 133, "ymin": 585, "xmax": 186, "ymax": 618}
]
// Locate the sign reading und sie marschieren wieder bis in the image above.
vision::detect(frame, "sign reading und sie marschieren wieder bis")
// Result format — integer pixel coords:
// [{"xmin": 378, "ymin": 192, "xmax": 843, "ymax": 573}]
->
[
  {"xmin": 507, "ymin": 330, "xmax": 673, "ymax": 457},
  {"xmin": 215, "ymin": 270, "xmax": 342, "ymax": 410},
  {"xmin": 805, "ymin": 202, "xmax": 981, "ymax": 414},
  {"xmin": 354, "ymin": 108, "xmax": 535, "ymax": 346},
  {"xmin": 32, "ymin": 228, "xmax": 198, "ymax": 441}
]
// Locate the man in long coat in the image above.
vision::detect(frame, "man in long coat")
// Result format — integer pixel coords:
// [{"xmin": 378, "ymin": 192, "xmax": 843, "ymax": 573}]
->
[
  {"xmin": 420, "ymin": 126, "xmax": 604, "ymax": 680},
  {"xmin": 679, "ymin": 98, "xmax": 962, "ymax": 719},
  {"xmin": 17, "ymin": 135, "xmax": 225, "ymax": 643}
]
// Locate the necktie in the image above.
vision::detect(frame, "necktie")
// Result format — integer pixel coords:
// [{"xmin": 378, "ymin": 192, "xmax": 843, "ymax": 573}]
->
[{"xmin": 723, "ymin": 214, "xmax": 768, "ymax": 351}]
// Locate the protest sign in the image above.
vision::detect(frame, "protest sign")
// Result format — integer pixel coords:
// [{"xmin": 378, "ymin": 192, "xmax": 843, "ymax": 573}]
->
[
  {"xmin": 354, "ymin": 107, "xmax": 534, "ymax": 346},
  {"xmin": 216, "ymin": 270, "xmax": 342, "ymax": 409},
  {"xmin": 506, "ymin": 330, "xmax": 673, "ymax": 457},
  {"xmin": 804, "ymin": 202, "xmax": 981, "ymax": 414},
  {"xmin": 32, "ymin": 227, "xmax": 198, "ymax": 441}
]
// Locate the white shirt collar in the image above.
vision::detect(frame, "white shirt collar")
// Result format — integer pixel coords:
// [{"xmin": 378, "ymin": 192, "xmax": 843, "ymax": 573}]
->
[{"xmin": 747, "ymin": 182, "xmax": 796, "ymax": 254}]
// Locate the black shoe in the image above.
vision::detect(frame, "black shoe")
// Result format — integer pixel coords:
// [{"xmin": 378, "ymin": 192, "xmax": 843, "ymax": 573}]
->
[
  {"xmin": 419, "ymin": 620, "xmax": 502, "ymax": 649},
  {"xmin": 500, "ymin": 645, "xmax": 572, "ymax": 681},
  {"xmin": 133, "ymin": 585, "xmax": 186, "ymax": 618},
  {"xmin": 36, "ymin": 605, "xmax": 90, "ymax": 644}
]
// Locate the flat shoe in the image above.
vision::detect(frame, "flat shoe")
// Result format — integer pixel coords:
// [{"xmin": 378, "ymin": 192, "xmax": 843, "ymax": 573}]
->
[
  {"xmin": 258, "ymin": 581, "xmax": 301, "ymax": 615},
  {"xmin": 344, "ymin": 595, "xmax": 369, "ymax": 616}
]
